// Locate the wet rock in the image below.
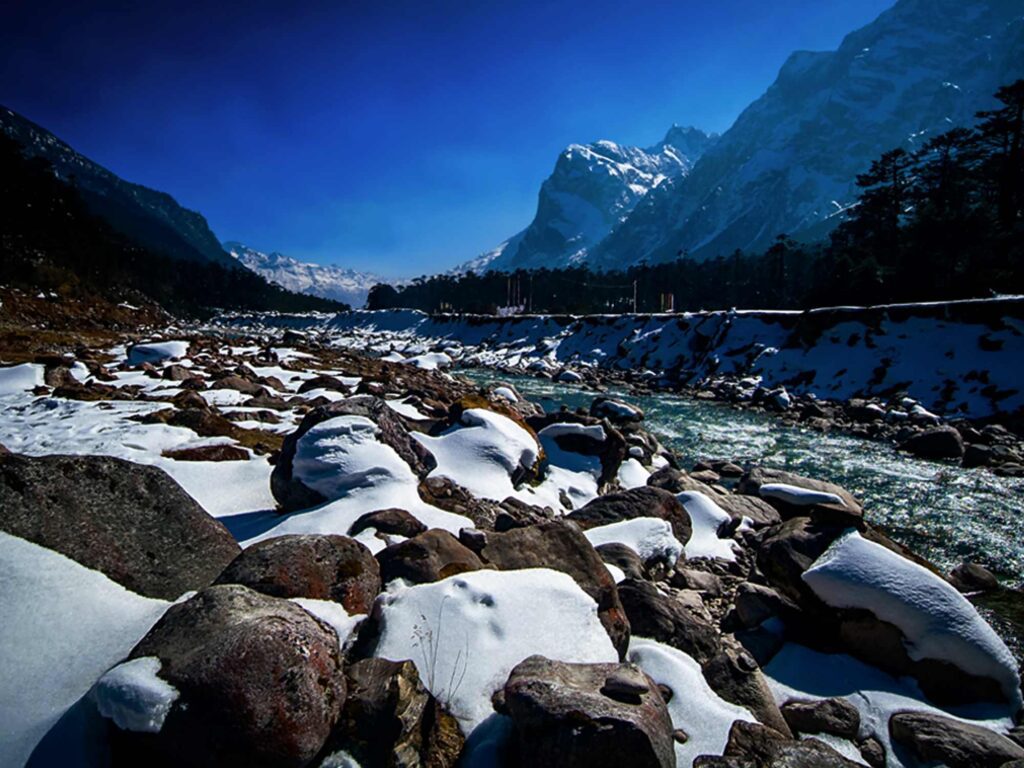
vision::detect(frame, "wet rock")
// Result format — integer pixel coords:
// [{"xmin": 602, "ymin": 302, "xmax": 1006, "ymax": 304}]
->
[
  {"xmin": 569, "ymin": 486, "xmax": 692, "ymax": 544},
  {"xmin": 737, "ymin": 467, "xmax": 862, "ymax": 523},
  {"xmin": 900, "ymin": 426, "xmax": 965, "ymax": 460},
  {"xmin": 889, "ymin": 710, "xmax": 1024, "ymax": 768},
  {"xmin": 502, "ymin": 655, "xmax": 675, "ymax": 768},
  {"xmin": 272, "ymin": 396, "xmax": 436, "ymax": 511},
  {"xmin": 116, "ymin": 585, "xmax": 345, "ymax": 768},
  {"xmin": 780, "ymin": 698, "xmax": 860, "ymax": 739},
  {"xmin": 162, "ymin": 444, "xmax": 250, "ymax": 462},
  {"xmin": 481, "ymin": 520, "xmax": 630, "ymax": 657},
  {"xmin": 214, "ymin": 534, "xmax": 380, "ymax": 614},
  {"xmin": 376, "ymin": 529, "xmax": 485, "ymax": 585},
  {"xmin": 350, "ymin": 508, "xmax": 428, "ymax": 539},
  {"xmin": 324, "ymin": 658, "xmax": 464, "ymax": 768},
  {"xmin": 590, "ymin": 396, "xmax": 644, "ymax": 424},
  {"xmin": 0, "ymin": 453, "xmax": 239, "ymax": 600},
  {"xmin": 950, "ymin": 561, "xmax": 1001, "ymax": 593},
  {"xmin": 616, "ymin": 579, "xmax": 719, "ymax": 665}
]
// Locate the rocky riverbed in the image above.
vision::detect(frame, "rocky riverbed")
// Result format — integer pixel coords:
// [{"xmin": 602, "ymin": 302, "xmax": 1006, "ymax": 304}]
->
[{"xmin": 1, "ymin": 329, "xmax": 1023, "ymax": 768}]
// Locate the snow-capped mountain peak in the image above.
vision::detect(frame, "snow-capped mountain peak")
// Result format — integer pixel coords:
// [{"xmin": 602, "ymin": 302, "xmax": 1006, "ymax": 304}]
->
[{"xmin": 226, "ymin": 242, "xmax": 384, "ymax": 308}]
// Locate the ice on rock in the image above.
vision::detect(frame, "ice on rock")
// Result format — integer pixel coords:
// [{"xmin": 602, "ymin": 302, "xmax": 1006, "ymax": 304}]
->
[
  {"xmin": 759, "ymin": 482, "xmax": 846, "ymax": 507},
  {"xmin": 583, "ymin": 518, "xmax": 683, "ymax": 565},
  {"xmin": 676, "ymin": 491, "xmax": 738, "ymax": 561},
  {"xmin": 373, "ymin": 568, "xmax": 618, "ymax": 735},
  {"xmin": 414, "ymin": 408, "xmax": 539, "ymax": 501},
  {"xmin": 93, "ymin": 656, "xmax": 179, "ymax": 734},
  {"xmin": 803, "ymin": 531, "xmax": 1021, "ymax": 705},
  {"xmin": 629, "ymin": 638, "xmax": 756, "ymax": 767},
  {"xmin": 127, "ymin": 341, "xmax": 190, "ymax": 365}
]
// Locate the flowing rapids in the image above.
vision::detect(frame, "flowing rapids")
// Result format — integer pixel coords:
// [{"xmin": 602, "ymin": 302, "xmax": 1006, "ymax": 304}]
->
[{"xmin": 460, "ymin": 369, "xmax": 1024, "ymax": 662}]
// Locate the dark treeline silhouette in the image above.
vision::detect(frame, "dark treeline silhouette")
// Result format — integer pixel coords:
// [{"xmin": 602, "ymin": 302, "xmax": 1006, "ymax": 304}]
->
[
  {"xmin": 0, "ymin": 134, "xmax": 347, "ymax": 317},
  {"xmin": 370, "ymin": 81, "xmax": 1024, "ymax": 314}
]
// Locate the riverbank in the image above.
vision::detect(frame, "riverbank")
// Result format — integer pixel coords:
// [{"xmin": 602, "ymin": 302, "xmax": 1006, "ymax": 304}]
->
[{"xmin": 1, "ymin": 327, "xmax": 1023, "ymax": 767}]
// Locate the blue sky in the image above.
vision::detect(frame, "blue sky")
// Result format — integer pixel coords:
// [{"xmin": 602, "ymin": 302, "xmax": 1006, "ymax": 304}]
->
[{"xmin": 3, "ymin": 0, "xmax": 894, "ymax": 277}]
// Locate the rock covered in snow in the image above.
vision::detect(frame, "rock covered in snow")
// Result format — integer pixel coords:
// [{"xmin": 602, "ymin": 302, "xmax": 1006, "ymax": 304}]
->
[
  {"xmin": 271, "ymin": 395, "xmax": 436, "ymax": 511},
  {"xmin": 569, "ymin": 487, "xmax": 692, "ymax": 545},
  {"xmin": 479, "ymin": 519, "xmax": 631, "ymax": 657},
  {"xmin": 214, "ymin": 534, "xmax": 380, "ymax": 614},
  {"xmin": 119, "ymin": 584, "xmax": 346, "ymax": 768},
  {"xmin": 591, "ymin": 396, "xmax": 644, "ymax": 424},
  {"xmin": 370, "ymin": 568, "xmax": 618, "ymax": 735},
  {"xmin": 499, "ymin": 655, "xmax": 676, "ymax": 768},
  {"xmin": 0, "ymin": 453, "xmax": 239, "ymax": 600},
  {"xmin": 127, "ymin": 340, "xmax": 190, "ymax": 366}
]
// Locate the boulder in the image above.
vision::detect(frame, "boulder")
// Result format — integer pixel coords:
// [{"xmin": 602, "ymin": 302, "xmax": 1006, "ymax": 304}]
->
[
  {"xmin": 162, "ymin": 444, "xmax": 250, "ymax": 462},
  {"xmin": 901, "ymin": 426, "xmax": 966, "ymax": 460},
  {"xmin": 720, "ymin": 720, "xmax": 862, "ymax": 767},
  {"xmin": 737, "ymin": 467, "xmax": 862, "ymax": 524},
  {"xmin": 297, "ymin": 374, "xmax": 350, "ymax": 394},
  {"xmin": 115, "ymin": 585, "xmax": 345, "ymax": 768},
  {"xmin": 950, "ymin": 561, "xmax": 1001, "ymax": 593},
  {"xmin": 272, "ymin": 396, "xmax": 436, "ymax": 511},
  {"xmin": 780, "ymin": 698, "xmax": 860, "ymax": 739},
  {"xmin": 616, "ymin": 579, "xmax": 719, "ymax": 665},
  {"xmin": 325, "ymin": 658, "xmax": 464, "ymax": 768},
  {"xmin": 712, "ymin": 494, "xmax": 782, "ymax": 528},
  {"xmin": 569, "ymin": 487, "xmax": 692, "ymax": 544},
  {"xmin": 755, "ymin": 517, "xmax": 848, "ymax": 603},
  {"xmin": 481, "ymin": 520, "xmax": 630, "ymax": 657},
  {"xmin": 0, "ymin": 453, "xmax": 239, "ymax": 600},
  {"xmin": 590, "ymin": 396, "xmax": 644, "ymax": 424},
  {"xmin": 596, "ymin": 542, "xmax": 648, "ymax": 581},
  {"xmin": 731, "ymin": 583, "xmax": 793, "ymax": 630},
  {"xmin": 647, "ymin": 466, "xmax": 717, "ymax": 496},
  {"xmin": 501, "ymin": 655, "xmax": 676, "ymax": 768},
  {"xmin": 701, "ymin": 648, "xmax": 792, "ymax": 737},
  {"xmin": 889, "ymin": 711, "xmax": 1024, "ymax": 768},
  {"xmin": 376, "ymin": 529, "xmax": 485, "ymax": 585},
  {"xmin": 214, "ymin": 534, "xmax": 380, "ymax": 614},
  {"xmin": 211, "ymin": 374, "xmax": 265, "ymax": 395},
  {"xmin": 418, "ymin": 475, "xmax": 504, "ymax": 530},
  {"xmin": 350, "ymin": 508, "xmax": 428, "ymax": 539}
]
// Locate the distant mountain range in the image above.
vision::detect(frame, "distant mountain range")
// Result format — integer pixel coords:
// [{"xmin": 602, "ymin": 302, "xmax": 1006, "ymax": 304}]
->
[
  {"xmin": 465, "ymin": 0, "xmax": 1024, "ymax": 273},
  {"xmin": 226, "ymin": 242, "xmax": 382, "ymax": 309}
]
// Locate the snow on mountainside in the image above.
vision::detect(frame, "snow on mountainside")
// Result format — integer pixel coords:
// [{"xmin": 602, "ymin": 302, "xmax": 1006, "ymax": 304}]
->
[
  {"xmin": 226, "ymin": 242, "xmax": 382, "ymax": 308},
  {"xmin": 457, "ymin": 125, "xmax": 716, "ymax": 273},
  {"xmin": 0, "ymin": 106, "xmax": 236, "ymax": 268},
  {"xmin": 589, "ymin": 0, "xmax": 1024, "ymax": 267}
]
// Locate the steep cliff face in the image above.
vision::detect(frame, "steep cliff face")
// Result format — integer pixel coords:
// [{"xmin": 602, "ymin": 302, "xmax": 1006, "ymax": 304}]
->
[
  {"xmin": 461, "ymin": 126, "xmax": 716, "ymax": 273},
  {"xmin": 590, "ymin": 0, "xmax": 1024, "ymax": 267}
]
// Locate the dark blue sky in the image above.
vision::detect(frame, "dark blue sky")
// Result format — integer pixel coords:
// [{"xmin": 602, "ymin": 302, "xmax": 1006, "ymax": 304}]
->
[{"xmin": 3, "ymin": 0, "xmax": 894, "ymax": 276}]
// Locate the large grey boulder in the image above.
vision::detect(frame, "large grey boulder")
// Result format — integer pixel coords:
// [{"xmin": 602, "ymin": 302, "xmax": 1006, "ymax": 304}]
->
[
  {"xmin": 113, "ymin": 585, "xmax": 346, "ymax": 768},
  {"xmin": 0, "ymin": 453, "xmax": 239, "ymax": 600},
  {"xmin": 500, "ymin": 655, "xmax": 676, "ymax": 768},
  {"xmin": 889, "ymin": 711, "xmax": 1024, "ymax": 768},
  {"xmin": 901, "ymin": 426, "xmax": 966, "ymax": 460}
]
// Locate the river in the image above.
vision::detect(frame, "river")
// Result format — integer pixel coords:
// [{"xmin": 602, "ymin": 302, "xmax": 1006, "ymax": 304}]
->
[{"xmin": 460, "ymin": 368, "xmax": 1024, "ymax": 661}]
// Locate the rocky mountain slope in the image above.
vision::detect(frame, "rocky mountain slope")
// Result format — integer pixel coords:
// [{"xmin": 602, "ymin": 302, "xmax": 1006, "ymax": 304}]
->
[
  {"xmin": 226, "ymin": 242, "xmax": 381, "ymax": 309},
  {"xmin": 460, "ymin": 126, "xmax": 716, "ymax": 273},
  {"xmin": 477, "ymin": 0, "xmax": 1024, "ymax": 272},
  {"xmin": 0, "ymin": 106, "xmax": 236, "ymax": 268}
]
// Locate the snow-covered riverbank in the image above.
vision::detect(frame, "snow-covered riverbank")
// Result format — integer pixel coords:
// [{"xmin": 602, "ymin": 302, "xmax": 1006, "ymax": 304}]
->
[{"xmin": 217, "ymin": 297, "xmax": 1024, "ymax": 421}]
